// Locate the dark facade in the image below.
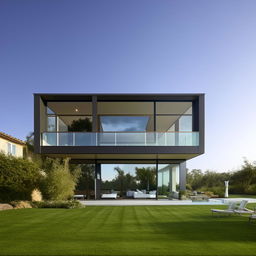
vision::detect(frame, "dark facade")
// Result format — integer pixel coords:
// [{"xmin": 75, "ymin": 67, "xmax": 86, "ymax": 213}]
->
[{"xmin": 34, "ymin": 93, "xmax": 205, "ymax": 199}]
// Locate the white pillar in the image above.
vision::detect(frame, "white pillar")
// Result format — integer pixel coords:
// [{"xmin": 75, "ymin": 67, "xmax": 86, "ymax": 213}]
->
[{"xmin": 224, "ymin": 181, "xmax": 229, "ymax": 198}]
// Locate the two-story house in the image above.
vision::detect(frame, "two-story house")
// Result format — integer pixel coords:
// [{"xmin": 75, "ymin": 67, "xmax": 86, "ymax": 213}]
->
[{"xmin": 34, "ymin": 93, "xmax": 204, "ymax": 199}]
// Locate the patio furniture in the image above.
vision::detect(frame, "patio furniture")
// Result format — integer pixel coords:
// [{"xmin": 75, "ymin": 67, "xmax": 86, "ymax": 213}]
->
[
  {"xmin": 211, "ymin": 201, "xmax": 238, "ymax": 216},
  {"xmin": 133, "ymin": 190, "xmax": 156, "ymax": 199},
  {"xmin": 249, "ymin": 214, "xmax": 256, "ymax": 223},
  {"xmin": 73, "ymin": 194, "xmax": 86, "ymax": 200},
  {"xmin": 234, "ymin": 200, "xmax": 254, "ymax": 214},
  {"xmin": 101, "ymin": 193, "xmax": 118, "ymax": 199}
]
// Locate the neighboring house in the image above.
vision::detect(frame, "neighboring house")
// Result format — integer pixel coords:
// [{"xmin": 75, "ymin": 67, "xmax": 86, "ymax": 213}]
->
[
  {"xmin": 0, "ymin": 132, "xmax": 26, "ymax": 158},
  {"xmin": 34, "ymin": 93, "xmax": 205, "ymax": 199}
]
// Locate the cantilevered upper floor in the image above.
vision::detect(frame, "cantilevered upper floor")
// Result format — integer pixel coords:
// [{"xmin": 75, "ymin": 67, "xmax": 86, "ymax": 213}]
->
[{"xmin": 34, "ymin": 93, "xmax": 204, "ymax": 160}]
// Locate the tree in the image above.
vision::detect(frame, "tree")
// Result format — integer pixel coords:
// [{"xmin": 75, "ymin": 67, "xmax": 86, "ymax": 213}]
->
[
  {"xmin": 230, "ymin": 159, "xmax": 256, "ymax": 193},
  {"xmin": 114, "ymin": 167, "xmax": 125, "ymax": 197},
  {"xmin": 135, "ymin": 167, "xmax": 156, "ymax": 191},
  {"xmin": 68, "ymin": 118, "xmax": 92, "ymax": 132},
  {"xmin": 75, "ymin": 164, "xmax": 95, "ymax": 199}
]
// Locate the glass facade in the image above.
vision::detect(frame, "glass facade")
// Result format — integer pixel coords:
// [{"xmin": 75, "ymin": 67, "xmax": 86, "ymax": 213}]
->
[
  {"xmin": 41, "ymin": 100, "xmax": 199, "ymax": 146},
  {"xmin": 71, "ymin": 162, "xmax": 182, "ymax": 200},
  {"xmin": 75, "ymin": 164, "xmax": 95, "ymax": 200},
  {"xmin": 157, "ymin": 164, "xmax": 180, "ymax": 199},
  {"xmin": 101, "ymin": 164, "xmax": 157, "ymax": 199}
]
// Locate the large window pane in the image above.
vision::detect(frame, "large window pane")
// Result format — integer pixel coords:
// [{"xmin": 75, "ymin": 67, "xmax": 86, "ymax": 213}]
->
[
  {"xmin": 156, "ymin": 116, "xmax": 179, "ymax": 132},
  {"xmin": 157, "ymin": 164, "xmax": 179, "ymax": 199},
  {"xmin": 75, "ymin": 164, "xmax": 95, "ymax": 200},
  {"xmin": 101, "ymin": 164, "xmax": 156, "ymax": 199},
  {"xmin": 58, "ymin": 116, "xmax": 92, "ymax": 132},
  {"xmin": 47, "ymin": 116, "xmax": 56, "ymax": 131},
  {"xmin": 100, "ymin": 116, "xmax": 149, "ymax": 132},
  {"xmin": 179, "ymin": 116, "xmax": 192, "ymax": 131}
]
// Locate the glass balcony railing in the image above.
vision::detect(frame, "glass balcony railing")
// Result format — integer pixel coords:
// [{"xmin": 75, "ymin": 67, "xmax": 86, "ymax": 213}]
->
[{"xmin": 41, "ymin": 132, "xmax": 199, "ymax": 146}]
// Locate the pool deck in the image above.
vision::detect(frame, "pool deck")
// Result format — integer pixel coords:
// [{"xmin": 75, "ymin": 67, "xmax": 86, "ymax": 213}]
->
[{"xmin": 80, "ymin": 198, "xmax": 256, "ymax": 206}]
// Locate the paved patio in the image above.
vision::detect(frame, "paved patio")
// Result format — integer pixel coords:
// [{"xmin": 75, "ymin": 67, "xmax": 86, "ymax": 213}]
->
[{"xmin": 80, "ymin": 198, "xmax": 256, "ymax": 206}]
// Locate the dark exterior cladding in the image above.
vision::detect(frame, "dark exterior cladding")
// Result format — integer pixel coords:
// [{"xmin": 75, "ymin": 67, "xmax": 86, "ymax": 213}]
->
[{"xmin": 34, "ymin": 93, "xmax": 205, "ymax": 160}]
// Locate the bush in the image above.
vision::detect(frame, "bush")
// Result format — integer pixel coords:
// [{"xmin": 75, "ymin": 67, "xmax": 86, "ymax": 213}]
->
[
  {"xmin": 40, "ymin": 158, "xmax": 81, "ymax": 200},
  {"xmin": 32, "ymin": 200, "xmax": 84, "ymax": 209},
  {"xmin": 245, "ymin": 184, "xmax": 256, "ymax": 195},
  {"xmin": 0, "ymin": 153, "xmax": 41, "ymax": 202},
  {"xmin": 200, "ymin": 186, "xmax": 224, "ymax": 197},
  {"xmin": 179, "ymin": 190, "xmax": 187, "ymax": 200}
]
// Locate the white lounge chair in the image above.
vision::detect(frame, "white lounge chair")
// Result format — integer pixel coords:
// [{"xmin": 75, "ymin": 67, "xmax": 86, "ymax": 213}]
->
[
  {"xmin": 234, "ymin": 200, "xmax": 254, "ymax": 214},
  {"xmin": 101, "ymin": 193, "xmax": 118, "ymax": 199},
  {"xmin": 249, "ymin": 214, "xmax": 256, "ymax": 223},
  {"xmin": 211, "ymin": 201, "xmax": 237, "ymax": 216}
]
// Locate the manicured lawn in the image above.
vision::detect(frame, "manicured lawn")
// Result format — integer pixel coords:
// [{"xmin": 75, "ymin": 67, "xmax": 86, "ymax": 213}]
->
[
  {"xmin": 229, "ymin": 194, "xmax": 256, "ymax": 199},
  {"xmin": 1, "ymin": 205, "xmax": 256, "ymax": 256}
]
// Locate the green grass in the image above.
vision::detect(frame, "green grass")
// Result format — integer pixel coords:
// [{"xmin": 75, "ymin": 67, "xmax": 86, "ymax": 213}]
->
[
  {"xmin": 229, "ymin": 194, "xmax": 256, "ymax": 199},
  {"xmin": 1, "ymin": 205, "xmax": 256, "ymax": 256}
]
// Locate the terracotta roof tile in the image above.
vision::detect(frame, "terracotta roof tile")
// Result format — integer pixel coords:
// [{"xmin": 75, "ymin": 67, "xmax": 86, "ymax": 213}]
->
[{"xmin": 0, "ymin": 132, "xmax": 26, "ymax": 145}]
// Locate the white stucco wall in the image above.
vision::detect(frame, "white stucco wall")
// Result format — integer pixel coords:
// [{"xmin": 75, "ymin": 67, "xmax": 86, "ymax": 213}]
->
[{"xmin": 0, "ymin": 137, "xmax": 24, "ymax": 158}]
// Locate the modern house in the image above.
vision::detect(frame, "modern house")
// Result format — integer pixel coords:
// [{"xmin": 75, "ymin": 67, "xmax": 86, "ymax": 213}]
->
[
  {"xmin": 34, "ymin": 93, "xmax": 204, "ymax": 199},
  {"xmin": 0, "ymin": 132, "xmax": 26, "ymax": 158}
]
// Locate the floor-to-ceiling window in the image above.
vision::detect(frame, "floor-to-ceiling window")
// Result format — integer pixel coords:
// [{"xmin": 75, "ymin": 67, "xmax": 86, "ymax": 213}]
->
[
  {"xmin": 157, "ymin": 163, "xmax": 180, "ymax": 199},
  {"xmin": 97, "ymin": 102, "xmax": 154, "ymax": 145},
  {"xmin": 156, "ymin": 102, "xmax": 194, "ymax": 146},
  {"xmin": 101, "ymin": 163, "xmax": 157, "ymax": 199},
  {"xmin": 43, "ymin": 101, "xmax": 92, "ymax": 146},
  {"xmin": 74, "ymin": 163, "xmax": 95, "ymax": 199}
]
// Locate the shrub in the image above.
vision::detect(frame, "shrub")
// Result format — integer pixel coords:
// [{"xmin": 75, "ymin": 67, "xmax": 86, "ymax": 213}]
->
[
  {"xmin": 32, "ymin": 200, "xmax": 84, "ymax": 209},
  {"xmin": 199, "ymin": 186, "xmax": 224, "ymax": 197},
  {"xmin": 179, "ymin": 190, "xmax": 187, "ymax": 200},
  {"xmin": 245, "ymin": 184, "xmax": 256, "ymax": 195},
  {"xmin": 0, "ymin": 153, "xmax": 41, "ymax": 202},
  {"xmin": 40, "ymin": 158, "xmax": 81, "ymax": 200}
]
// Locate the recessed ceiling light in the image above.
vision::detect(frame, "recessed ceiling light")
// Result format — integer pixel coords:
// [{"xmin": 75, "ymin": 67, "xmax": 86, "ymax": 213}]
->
[{"xmin": 75, "ymin": 108, "xmax": 79, "ymax": 112}]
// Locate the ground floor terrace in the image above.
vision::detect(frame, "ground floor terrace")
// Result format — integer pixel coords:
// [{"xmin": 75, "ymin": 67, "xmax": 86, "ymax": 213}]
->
[
  {"xmin": 1, "ymin": 204, "xmax": 256, "ymax": 256},
  {"xmin": 73, "ymin": 160, "xmax": 186, "ymax": 200}
]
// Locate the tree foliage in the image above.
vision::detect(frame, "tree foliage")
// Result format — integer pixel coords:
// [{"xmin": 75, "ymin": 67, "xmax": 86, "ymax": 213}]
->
[
  {"xmin": 187, "ymin": 159, "xmax": 256, "ymax": 196},
  {"xmin": 75, "ymin": 164, "xmax": 95, "ymax": 199},
  {"xmin": 0, "ymin": 153, "xmax": 41, "ymax": 201},
  {"xmin": 68, "ymin": 118, "xmax": 92, "ymax": 132},
  {"xmin": 135, "ymin": 167, "xmax": 156, "ymax": 191},
  {"xmin": 40, "ymin": 158, "xmax": 81, "ymax": 200}
]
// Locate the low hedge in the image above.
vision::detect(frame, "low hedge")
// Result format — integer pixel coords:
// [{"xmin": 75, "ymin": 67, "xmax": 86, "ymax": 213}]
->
[{"xmin": 32, "ymin": 200, "xmax": 84, "ymax": 209}]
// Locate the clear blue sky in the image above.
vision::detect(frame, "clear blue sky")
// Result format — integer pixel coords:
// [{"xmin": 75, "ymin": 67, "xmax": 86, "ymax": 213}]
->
[{"xmin": 1, "ymin": 0, "xmax": 256, "ymax": 172}]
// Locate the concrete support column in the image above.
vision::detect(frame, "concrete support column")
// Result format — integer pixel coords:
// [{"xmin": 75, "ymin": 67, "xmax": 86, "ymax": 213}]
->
[{"xmin": 179, "ymin": 161, "xmax": 186, "ymax": 191}]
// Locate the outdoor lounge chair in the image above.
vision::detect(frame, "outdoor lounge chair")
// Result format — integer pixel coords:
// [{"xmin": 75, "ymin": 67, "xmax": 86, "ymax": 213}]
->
[
  {"xmin": 211, "ymin": 201, "xmax": 237, "ymax": 216},
  {"xmin": 101, "ymin": 193, "xmax": 118, "ymax": 199},
  {"xmin": 234, "ymin": 200, "xmax": 254, "ymax": 214},
  {"xmin": 249, "ymin": 214, "xmax": 256, "ymax": 223}
]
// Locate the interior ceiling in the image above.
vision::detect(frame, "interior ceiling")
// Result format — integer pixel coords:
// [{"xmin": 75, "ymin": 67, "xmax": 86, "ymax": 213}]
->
[
  {"xmin": 98, "ymin": 102, "xmax": 154, "ymax": 115},
  {"xmin": 156, "ymin": 102, "xmax": 192, "ymax": 114},
  {"xmin": 47, "ymin": 102, "xmax": 92, "ymax": 115}
]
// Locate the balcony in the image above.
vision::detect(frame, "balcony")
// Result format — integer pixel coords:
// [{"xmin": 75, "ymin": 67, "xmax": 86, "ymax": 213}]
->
[{"xmin": 41, "ymin": 132, "xmax": 199, "ymax": 146}]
